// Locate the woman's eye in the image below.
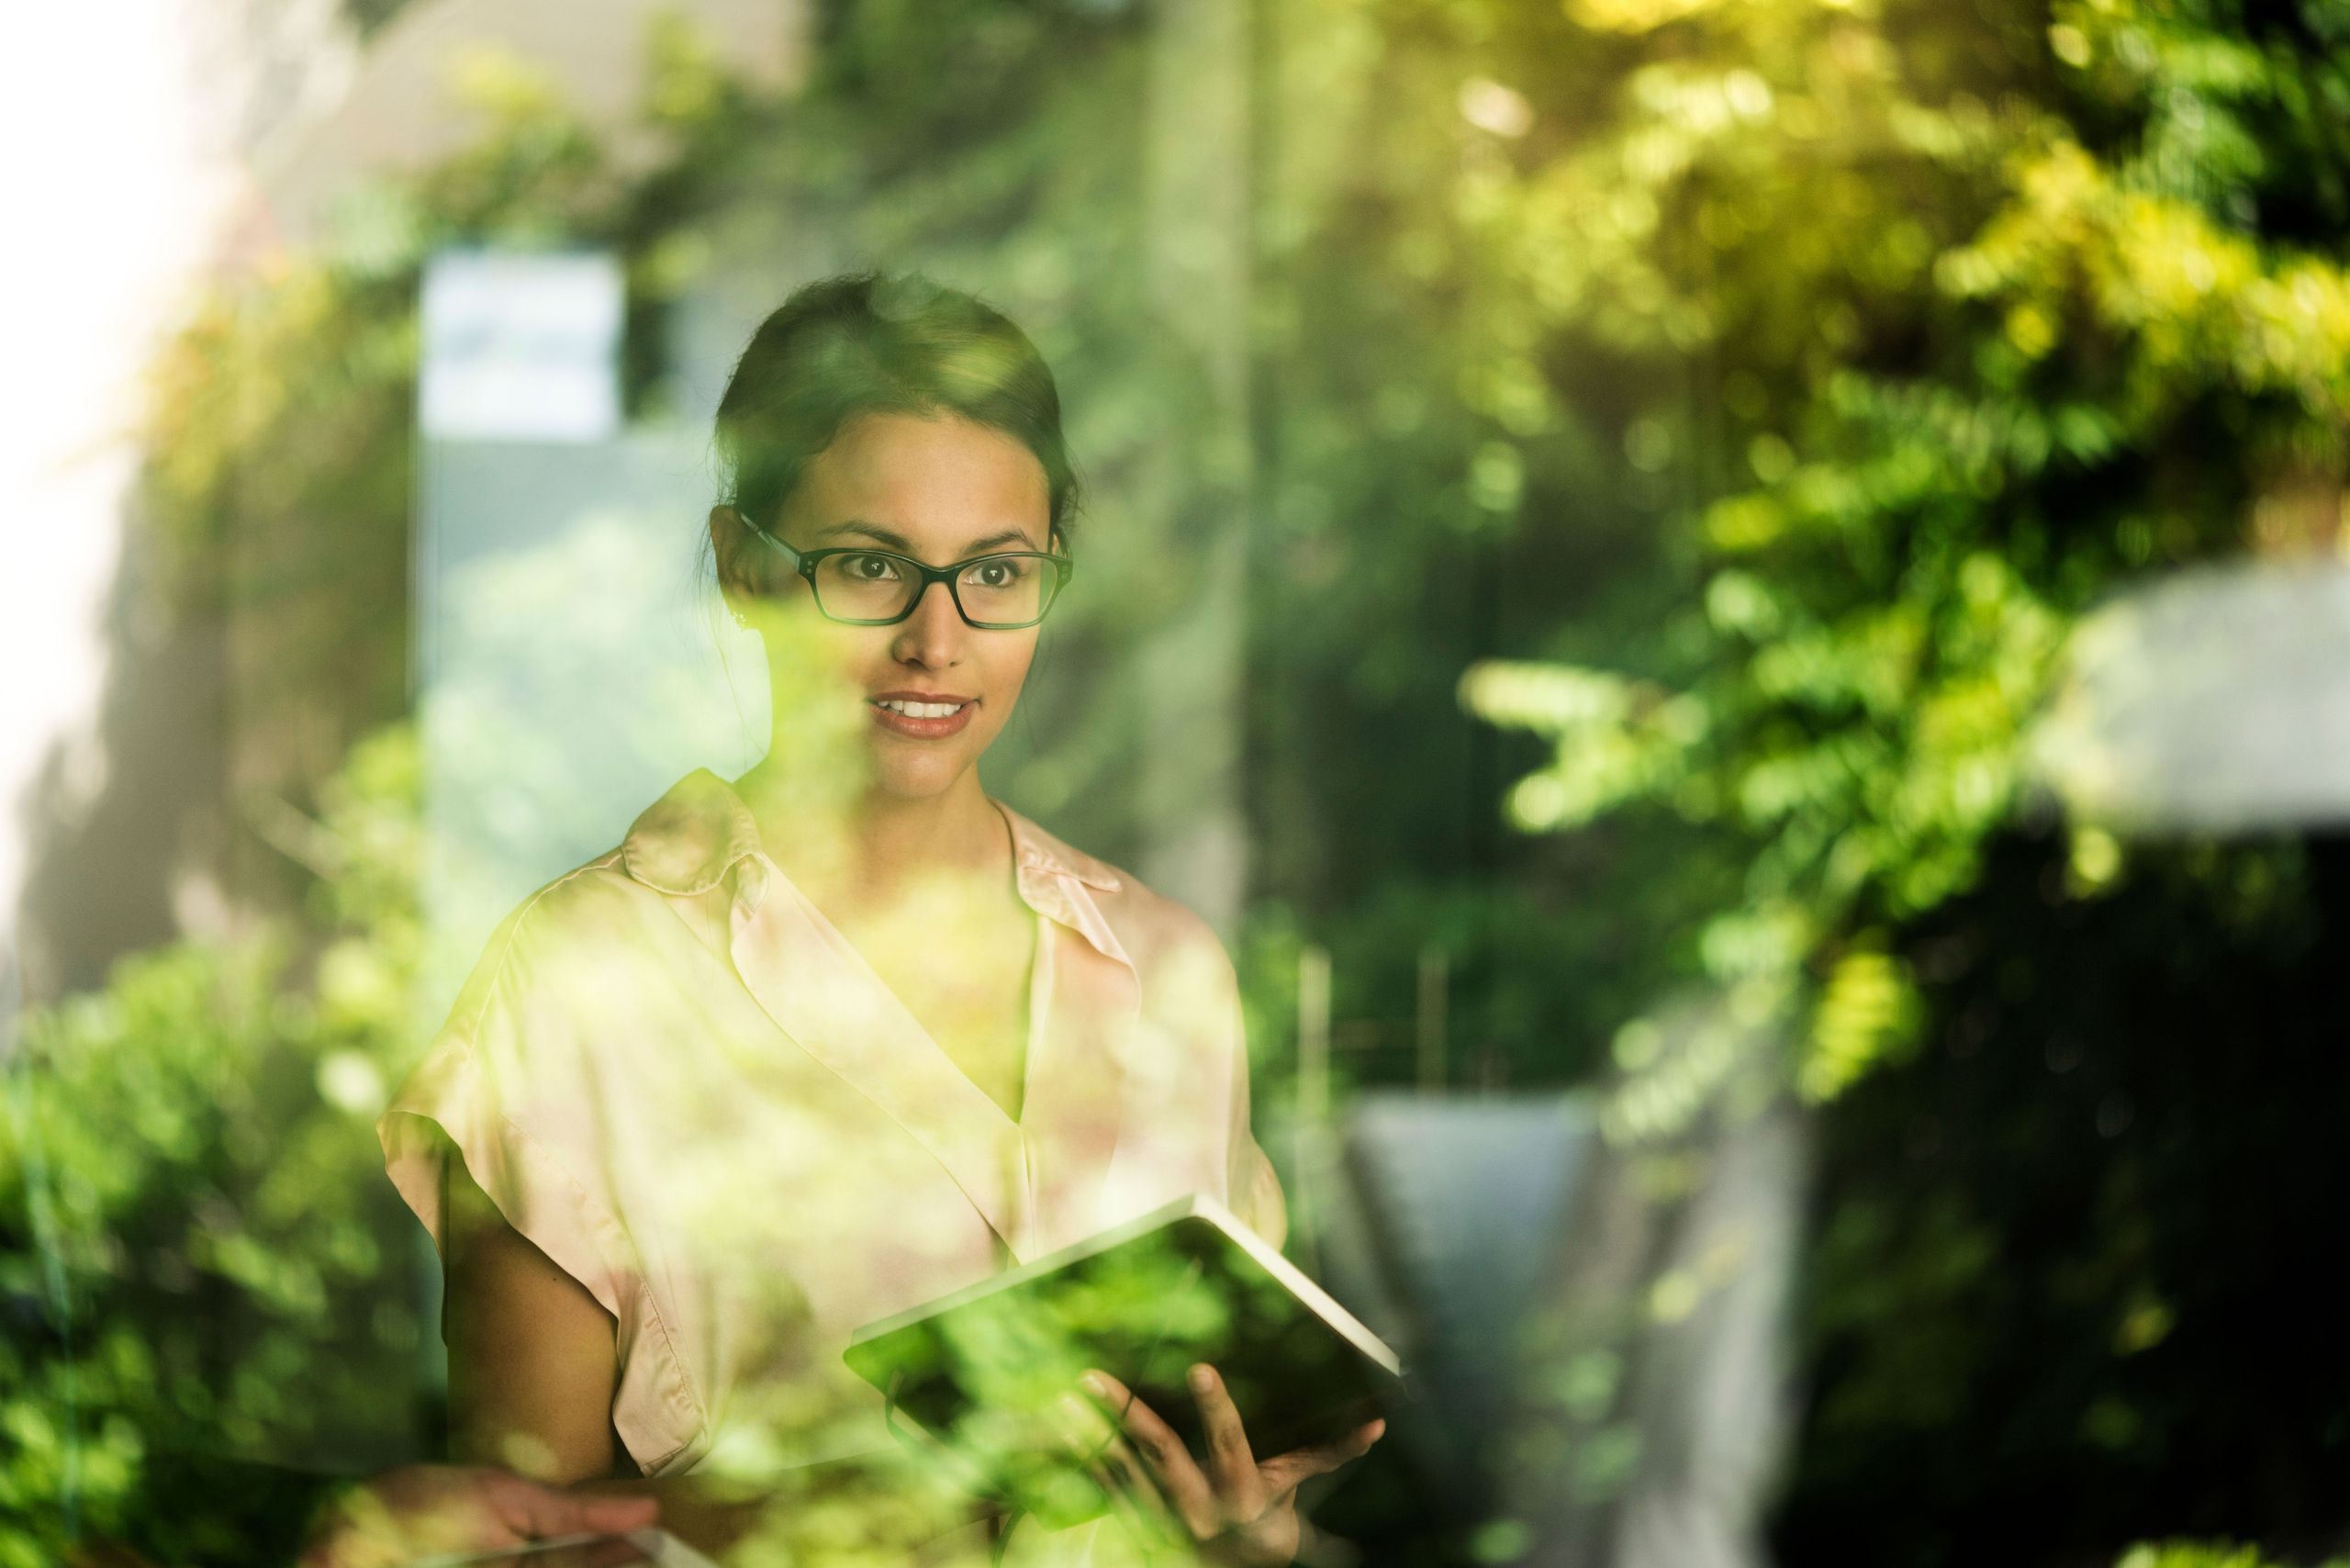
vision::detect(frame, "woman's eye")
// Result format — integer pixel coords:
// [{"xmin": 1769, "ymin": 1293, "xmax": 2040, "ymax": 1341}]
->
[
  {"xmin": 845, "ymin": 554, "xmax": 899, "ymax": 580},
  {"xmin": 969, "ymin": 559, "xmax": 1025, "ymax": 588}
]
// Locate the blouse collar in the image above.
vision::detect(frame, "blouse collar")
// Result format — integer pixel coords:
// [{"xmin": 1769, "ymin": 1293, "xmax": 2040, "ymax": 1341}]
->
[
  {"xmin": 619, "ymin": 769, "xmax": 763, "ymax": 895},
  {"xmin": 619, "ymin": 767, "xmax": 1125, "ymax": 924}
]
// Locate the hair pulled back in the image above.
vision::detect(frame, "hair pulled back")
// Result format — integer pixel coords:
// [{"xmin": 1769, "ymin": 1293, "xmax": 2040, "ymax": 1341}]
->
[{"xmin": 713, "ymin": 272, "xmax": 1079, "ymax": 548}]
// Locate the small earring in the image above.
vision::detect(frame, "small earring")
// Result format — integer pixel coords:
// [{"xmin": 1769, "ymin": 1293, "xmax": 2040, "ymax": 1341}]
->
[{"xmin": 730, "ymin": 606, "xmax": 749, "ymax": 629}]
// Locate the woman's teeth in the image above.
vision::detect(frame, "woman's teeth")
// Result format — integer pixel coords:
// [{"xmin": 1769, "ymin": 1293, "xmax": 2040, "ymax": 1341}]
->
[{"xmin": 874, "ymin": 700, "xmax": 968, "ymax": 718}]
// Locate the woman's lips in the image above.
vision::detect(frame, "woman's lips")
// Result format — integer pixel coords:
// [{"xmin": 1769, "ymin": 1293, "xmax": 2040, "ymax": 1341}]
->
[{"xmin": 868, "ymin": 697, "xmax": 977, "ymax": 739}]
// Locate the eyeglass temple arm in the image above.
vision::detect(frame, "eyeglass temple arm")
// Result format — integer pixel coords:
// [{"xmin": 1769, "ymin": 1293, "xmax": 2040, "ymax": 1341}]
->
[{"xmin": 742, "ymin": 517, "xmax": 802, "ymax": 566}]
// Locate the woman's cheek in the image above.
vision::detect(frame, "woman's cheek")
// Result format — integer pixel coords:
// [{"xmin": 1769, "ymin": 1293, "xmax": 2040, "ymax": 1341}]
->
[{"xmin": 978, "ymin": 653, "xmax": 1035, "ymax": 739}]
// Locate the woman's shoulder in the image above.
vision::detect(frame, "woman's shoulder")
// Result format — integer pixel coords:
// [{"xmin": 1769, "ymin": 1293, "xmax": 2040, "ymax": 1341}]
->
[
  {"xmin": 509, "ymin": 766, "xmax": 755, "ymax": 919},
  {"xmin": 472, "ymin": 841, "xmax": 650, "ymax": 948},
  {"xmin": 437, "ymin": 847, "xmax": 665, "ymax": 1036},
  {"xmin": 442, "ymin": 769, "xmax": 753, "ymax": 1037}
]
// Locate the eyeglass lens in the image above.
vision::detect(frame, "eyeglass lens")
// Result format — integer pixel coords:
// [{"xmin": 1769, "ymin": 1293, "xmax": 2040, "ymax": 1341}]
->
[{"xmin": 811, "ymin": 552, "xmax": 1056, "ymax": 626}]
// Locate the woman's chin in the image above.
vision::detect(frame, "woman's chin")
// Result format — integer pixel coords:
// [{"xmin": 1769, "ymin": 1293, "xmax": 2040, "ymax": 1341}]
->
[{"xmin": 865, "ymin": 756, "xmax": 971, "ymax": 804}]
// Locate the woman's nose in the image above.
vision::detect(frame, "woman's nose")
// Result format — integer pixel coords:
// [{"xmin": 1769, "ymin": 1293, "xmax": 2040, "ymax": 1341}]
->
[{"xmin": 890, "ymin": 578, "xmax": 967, "ymax": 667}]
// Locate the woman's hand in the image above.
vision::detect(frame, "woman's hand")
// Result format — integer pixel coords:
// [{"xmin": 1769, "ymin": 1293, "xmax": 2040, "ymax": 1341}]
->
[
  {"xmin": 297, "ymin": 1464, "xmax": 658, "ymax": 1568},
  {"xmin": 1070, "ymin": 1365, "xmax": 1383, "ymax": 1567}
]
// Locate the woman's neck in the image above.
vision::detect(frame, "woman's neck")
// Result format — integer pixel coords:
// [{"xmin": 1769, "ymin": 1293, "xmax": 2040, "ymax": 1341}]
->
[{"xmin": 733, "ymin": 764, "xmax": 1012, "ymax": 918}]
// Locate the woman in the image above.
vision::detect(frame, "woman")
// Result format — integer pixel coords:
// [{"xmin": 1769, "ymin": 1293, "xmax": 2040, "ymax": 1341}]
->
[{"xmin": 379, "ymin": 274, "xmax": 1381, "ymax": 1564}]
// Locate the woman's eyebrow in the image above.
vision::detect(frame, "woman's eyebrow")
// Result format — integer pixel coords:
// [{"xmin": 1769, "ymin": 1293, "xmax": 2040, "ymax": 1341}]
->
[
  {"xmin": 958, "ymin": 528, "xmax": 1038, "ymax": 553},
  {"xmin": 817, "ymin": 520, "xmax": 1040, "ymax": 554}
]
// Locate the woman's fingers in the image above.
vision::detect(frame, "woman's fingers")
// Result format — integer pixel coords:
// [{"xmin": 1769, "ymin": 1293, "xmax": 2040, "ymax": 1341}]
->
[
  {"xmin": 1055, "ymin": 1392, "xmax": 1116, "ymax": 1459},
  {"xmin": 1257, "ymin": 1418, "xmax": 1387, "ymax": 1496},
  {"xmin": 300, "ymin": 1465, "xmax": 667, "ymax": 1568},
  {"xmin": 489, "ymin": 1473, "xmax": 659, "ymax": 1540},
  {"xmin": 1080, "ymin": 1370, "xmax": 1221, "ymax": 1538},
  {"xmin": 1046, "ymin": 1404, "xmax": 1170, "ymax": 1562},
  {"xmin": 1186, "ymin": 1364, "xmax": 1266, "ymax": 1518},
  {"xmin": 1073, "ymin": 1369, "xmax": 1386, "ymax": 1552},
  {"xmin": 1064, "ymin": 1390, "xmax": 1190, "ymax": 1551},
  {"xmin": 1089, "ymin": 1430, "xmax": 1183, "ymax": 1549}
]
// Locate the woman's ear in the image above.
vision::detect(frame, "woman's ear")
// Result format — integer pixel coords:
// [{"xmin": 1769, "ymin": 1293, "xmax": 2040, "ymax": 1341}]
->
[
  {"xmin": 710, "ymin": 505, "xmax": 752, "ymax": 599},
  {"xmin": 710, "ymin": 505, "xmax": 763, "ymax": 632}
]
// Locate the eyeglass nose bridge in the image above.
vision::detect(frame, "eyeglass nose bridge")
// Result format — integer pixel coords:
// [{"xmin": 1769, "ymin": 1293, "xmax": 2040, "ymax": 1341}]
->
[
  {"xmin": 899, "ymin": 568, "xmax": 970, "ymax": 629},
  {"xmin": 745, "ymin": 520, "xmax": 1069, "ymax": 630},
  {"xmin": 834, "ymin": 556, "xmax": 1018, "ymax": 630}
]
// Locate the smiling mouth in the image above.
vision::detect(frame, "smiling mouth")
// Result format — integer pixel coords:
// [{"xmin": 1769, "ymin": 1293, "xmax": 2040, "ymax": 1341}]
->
[
  {"xmin": 868, "ymin": 697, "xmax": 973, "ymax": 718},
  {"xmin": 866, "ymin": 696, "xmax": 979, "ymax": 739}
]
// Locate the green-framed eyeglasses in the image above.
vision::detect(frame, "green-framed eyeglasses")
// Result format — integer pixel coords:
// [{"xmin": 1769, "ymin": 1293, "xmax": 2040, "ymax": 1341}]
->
[{"xmin": 744, "ymin": 521, "xmax": 1074, "ymax": 630}]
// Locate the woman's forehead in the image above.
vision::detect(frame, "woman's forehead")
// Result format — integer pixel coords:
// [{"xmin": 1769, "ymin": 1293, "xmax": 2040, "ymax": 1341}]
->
[{"xmin": 792, "ymin": 411, "xmax": 1050, "ymax": 552}]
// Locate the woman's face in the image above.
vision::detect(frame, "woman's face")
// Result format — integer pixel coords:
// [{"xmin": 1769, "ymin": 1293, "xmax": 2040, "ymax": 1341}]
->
[{"xmin": 724, "ymin": 411, "xmax": 1056, "ymax": 807}]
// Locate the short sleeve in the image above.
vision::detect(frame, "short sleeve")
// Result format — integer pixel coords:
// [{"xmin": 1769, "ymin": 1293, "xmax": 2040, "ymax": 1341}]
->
[
  {"xmin": 377, "ymin": 1028, "xmax": 633, "ymax": 1324},
  {"xmin": 376, "ymin": 892, "xmax": 711, "ymax": 1473}
]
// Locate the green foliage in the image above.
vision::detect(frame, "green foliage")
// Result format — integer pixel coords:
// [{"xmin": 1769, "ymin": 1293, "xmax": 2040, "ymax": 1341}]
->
[
  {"xmin": 1776, "ymin": 833, "xmax": 2348, "ymax": 1566},
  {"xmin": 48, "ymin": 1, "xmax": 2350, "ymax": 1563},
  {"xmin": 1427, "ymin": 0, "xmax": 2350, "ymax": 1110},
  {"xmin": 1255, "ymin": 0, "xmax": 2350, "ymax": 1561},
  {"xmin": 0, "ymin": 728, "xmax": 427, "ymax": 1564},
  {"xmin": 2117, "ymin": 1544, "xmax": 2350, "ymax": 1568}
]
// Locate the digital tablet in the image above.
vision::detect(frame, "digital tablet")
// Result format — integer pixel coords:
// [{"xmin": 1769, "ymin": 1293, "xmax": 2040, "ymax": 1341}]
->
[
  {"xmin": 845, "ymin": 1193, "xmax": 1404, "ymax": 1524},
  {"xmin": 401, "ymin": 1529, "xmax": 721, "ymax": 1568}
]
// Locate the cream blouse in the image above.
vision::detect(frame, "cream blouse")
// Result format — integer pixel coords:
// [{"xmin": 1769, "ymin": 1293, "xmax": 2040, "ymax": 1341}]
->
[{"xmin": 378, "ymin": 767, "xmax": 1286, "ymax": 1494}]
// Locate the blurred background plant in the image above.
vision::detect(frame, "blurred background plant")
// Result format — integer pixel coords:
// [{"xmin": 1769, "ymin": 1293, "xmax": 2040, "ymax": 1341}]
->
[
  {"xmin": 6, "ymin": 0, "xmax": 2349, "ymax": 1563},
  {"xmin": 1, "ymin": 727, "xmax": 425, "ymax": 1566}
]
